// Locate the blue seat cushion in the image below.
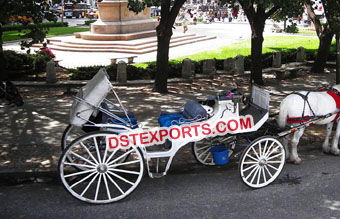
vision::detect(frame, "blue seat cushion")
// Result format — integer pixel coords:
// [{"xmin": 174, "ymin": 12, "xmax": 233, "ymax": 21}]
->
[
  {"xmin": 158, "ymin": 113, "xmax": 187, "ymax": 127},
  {"xmin": 101, "ymin": 102, "xmax": 138, "ymax": 129},
  {"xmin": 183, "ymin": 101, "xmax": 207, "ymax": 120}
]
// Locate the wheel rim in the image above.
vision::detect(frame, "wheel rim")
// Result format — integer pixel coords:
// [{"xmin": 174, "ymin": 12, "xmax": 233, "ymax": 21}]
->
[
  {"xmin": 193, "ymin": 139, "xmax": 216, "ymax": 165},
  {"xmin": 59, "ymin": 132, "xmax": 144, "ymax": 204},
  {"xmin": 240, "ymin": 137, "xmax": 285, "ymax": 188},
  {"xmin": 61, "ymin": 125, "xmax": 86, "ymax": 151},
  {"xmin": 193, "ymin": 136, "xmax": 235, "ymax": 166}
]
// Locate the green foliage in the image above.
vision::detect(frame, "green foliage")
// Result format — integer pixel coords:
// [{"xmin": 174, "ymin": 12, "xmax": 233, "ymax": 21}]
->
[
  {"xmin": 284, "ymin": 23, "xmax": 299, "ymax": 33},
  {"xmin": 3, "ymin": 27, "xmax": 89, "ymax": 42},
  {"xmin": 2, "ymin": 22, "xmax": 68, "ymax": 32},
  {"xmin": 0, "ymin": 0, "xmax": 57, "ymax": 48},
  {"xmin": 84, "ymin": 20, "xmax": 96, "ymax": 26},
  {"xmin": 3, "ymin": 50, "xmax": 52, "ymax": 78},
  {"xmin": 127, "ymin": 0, "xmax": 160, "ymax": 13}
]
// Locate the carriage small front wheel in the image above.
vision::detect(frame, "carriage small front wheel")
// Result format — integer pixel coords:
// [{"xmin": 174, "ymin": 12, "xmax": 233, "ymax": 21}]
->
[
  {"xmin": 239, "ymin": 136, "xmax": 285, "ymax": 188},
  {"xmin": 59, "ymin": 131, "xmax": 144, "ymax": 204}
]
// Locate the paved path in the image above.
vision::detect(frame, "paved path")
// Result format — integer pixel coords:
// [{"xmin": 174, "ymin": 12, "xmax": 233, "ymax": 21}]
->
[
  {"xmin": 1, "ymin": 151, "xmax": 340, "ymax": 219},
  {"xmin": 4, "ymin": 22, "xmax": 279, "ymax": 68}
]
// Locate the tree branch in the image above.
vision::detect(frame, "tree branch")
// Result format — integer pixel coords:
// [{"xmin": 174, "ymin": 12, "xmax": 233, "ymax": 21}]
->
[
  {"xmin": 265, "ymin": 6, "xmax": 280, "ymax": 19},
  {"xmin": 169, "ymin": 0, "xmax": 186, "ymax": 26},
  {"xmin": 305, "ymin": 0, "xmax": 322, "ymax": 38}
]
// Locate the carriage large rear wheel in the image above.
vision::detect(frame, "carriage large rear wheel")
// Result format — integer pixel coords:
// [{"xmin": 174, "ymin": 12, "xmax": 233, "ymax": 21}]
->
[
  {"xmin": 239, "ymin": 136, "xmax": 285, "ymax": 188},
  {"xmin": 59, "ymin": 131, "xmax": 144, "ymax": 204}
]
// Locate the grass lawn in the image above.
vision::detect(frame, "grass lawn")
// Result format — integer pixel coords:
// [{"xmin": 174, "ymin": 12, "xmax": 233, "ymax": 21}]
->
[
  {"xmin": 2, "ymin": 27, "xmax": 90, "ymax": 42},
  {"xmin": 176, "ymin": 36, "xmax": 321, "ymax": 62},
  {"xmin": 298, "ymin": 29, "xmax": 317, "ymax": 36},
  {"xmin": 134, "ymin": 36, "xmax": 323, "ymax": 68}
]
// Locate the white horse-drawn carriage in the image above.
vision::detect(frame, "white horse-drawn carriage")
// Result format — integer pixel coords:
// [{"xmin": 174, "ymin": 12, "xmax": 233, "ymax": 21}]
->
[{"xmin": 58, "ymin": 69, "xmax": 340, "ymax": 204}]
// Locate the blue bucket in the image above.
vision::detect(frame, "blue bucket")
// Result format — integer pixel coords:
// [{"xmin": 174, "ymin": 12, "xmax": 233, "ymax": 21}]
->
[{"xmin": 210, "ymin": 146, "xmax": 229, "ymax": 165}]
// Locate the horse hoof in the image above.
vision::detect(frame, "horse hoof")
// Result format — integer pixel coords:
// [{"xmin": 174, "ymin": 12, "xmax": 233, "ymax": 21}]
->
[
  {"xmin": 293, "ymin": 159, "xmax": 302, "ymax": 165},
  {"xmin": 288, "ymin": 157, "xmax": 302, "ymax": 164},
  {"xmin": 330, "ymin": 149, "xmax": 340, "ymax": 156}
]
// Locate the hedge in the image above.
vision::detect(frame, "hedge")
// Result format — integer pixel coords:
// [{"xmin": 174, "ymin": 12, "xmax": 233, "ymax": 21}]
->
[
  {"xmin": 3, "ymin": 48, "xmax": 335, "ymax": 81},
  {"xmin": 84, "ymin": 20, "xmax": 97, "ymax": 26},
  {"xmin": 2, "ymin": 22, "xmax": 68, "ymax": 32},
  {"xmin": 4, "ymin": 50, "xmax": 52, "ymax": 79}
]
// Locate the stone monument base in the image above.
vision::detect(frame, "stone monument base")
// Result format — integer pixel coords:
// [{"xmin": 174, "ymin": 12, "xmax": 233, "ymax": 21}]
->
[{"xmin": 75, "ymin": 30, "xmax": 157, "ymax": 41}]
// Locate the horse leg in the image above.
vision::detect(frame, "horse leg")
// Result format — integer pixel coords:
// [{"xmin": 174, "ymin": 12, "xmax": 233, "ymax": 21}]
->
[
  {"xmin": 330, "ymin": 121, "xmax": 340, "ymax": 155},
  {"xmin": 322, "ymin": 122, "xmax": 333, "ymax": 153},
  {"xmin": 282, "ymin": 136, "xmax": 290, "ymax": 159},
  {"xmin": 290, "ymin": 127, "xmax": 305, "ymax": 164}
]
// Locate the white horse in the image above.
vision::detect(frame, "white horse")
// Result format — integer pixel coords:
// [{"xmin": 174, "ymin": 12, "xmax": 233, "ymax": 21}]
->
[{"xmin": 278, "ymin": 85, "xmax": 340, "ymax": 164}]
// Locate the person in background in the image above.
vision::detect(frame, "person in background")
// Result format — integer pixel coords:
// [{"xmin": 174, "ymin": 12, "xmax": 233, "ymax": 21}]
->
[
  {"xmin": 182, "ymin": 16, "xmax": 188, "ymax": 33},
  {"xmin": 39, "ymin": 43, "xmax": 55, "ymax": 59}
]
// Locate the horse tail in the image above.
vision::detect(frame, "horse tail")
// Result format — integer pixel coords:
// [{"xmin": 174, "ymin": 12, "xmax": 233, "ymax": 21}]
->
[{"xmin": 278, "ymin": 97, "xmax": 289, "ymax": 128}]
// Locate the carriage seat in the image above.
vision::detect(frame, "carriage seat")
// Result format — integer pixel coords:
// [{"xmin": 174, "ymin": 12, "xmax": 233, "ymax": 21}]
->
[
  {"xmin": 158, "ymin": 101, "xmax": 208, "ymax": 127},
  {"xmin": 101, "ymin": 103, "xmax": 138, "ymax": 129}
]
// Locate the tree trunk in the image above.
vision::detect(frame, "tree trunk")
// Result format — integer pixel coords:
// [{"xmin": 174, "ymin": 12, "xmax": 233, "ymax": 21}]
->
[
  {"xmin": 153, "ymin": 24, "xmax": 172, "ymax": 93},
  {"xmin": 311, "ymin": 30, "xmax": 334, "ymax": 73},
  {"xmin": 0, "ymin": 24, "xmax": 7, "ymax": 81},
  {"xmin": 250, "ymin": 20, "xmax": 265, "ymax": 85},
  {"xmin": 336, "ymin": 33, "xmax": 340, "ymax": 84}
]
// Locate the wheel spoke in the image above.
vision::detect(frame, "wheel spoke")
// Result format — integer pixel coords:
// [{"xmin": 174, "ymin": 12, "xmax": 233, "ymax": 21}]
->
[
  {"xmin": 106, "ymin": 172, "xmax": 124, "ymax": 195},
  {"xmin": 264, "ymin": 165, "xmax": 273, "ymax": 178},
  {"xmin": 107, "ymin": 149, "xmax": 134, "ymax": 166},
  {"xmin": 102, "ymin": 139, "xmax": 109, "ymax": 164},
  {"xmin": 267, "ymin": 153, "xmax": 283, "ymax": 161},
  {"xmin": 258, "ymin": 142, "xmax": 262, "ymax": 157},
  {"xmin": 266, "ymin": 146, "xmax": 281, "ymax": 159},
  {"xmin": 203, "ymin": 151, "xmax": 211, "ymax": 162},
  {"xmin": 64, "ymin": 162, "xmax": 96, "ymax": 169},
  {"xmin": 64, "ymin": 169, "xmax": 96, "ymax": 178},
  {"xmin": 262, "ymin": 140, "xmax": 269, "ymax": 157},
  {"xmin": 251, "ymin": 146, "xmax": 260, "ymax": 159},
  {"xmin": 199, "ymin": 147, "xmax": 211, "ymax": 157},
  {"xmin": 256, "ymin": 167, "xmax": 261, "ymax": 185},
  {"xmin": 108, "ymin": 168, "xmax": 140, "ymax": 175},
  {"xmin": 79, "ymin": 142, "xmax": 99, "ymax": 165},
  {"xmin": 196, "ymin": 145, "xmax": 211, "ymax": 151},
  {"xmin": 70, "ymin": 171, "xmax": 97, "ymax": 189},
  {"xmin": 104, "ymin": 148, "xmax": 119, "ymax": 165},
  {"xmin": 245, "ymin": 165, "xmax": 259, "ymax": 181},
  {"xmin": 261, "ymin": 167, "xmax": 267, "ymax": 184},
  {"xmin": 246, "ymin": 154, "xmax": 259, "ymax": 162},
  {"xmin": 102, "ymin": 173, "xmax": 111, "ymax": 200},
  {"xmin": 250, "ymin": 167, "xmax": 260, "ymax": 184},
  {"xmin": 243, "ymin": 161, "xmax": 258, "ymax": 165},
  {"xmin": 93, "ymin": 137, "xmax": 102, "ymax": 164},
  {"xmin": 264, "ymin": 142, "xmax": 275, "ymax": 157},
  {"xmin": 109, "ymin": 160, "xmax": 139, "ymax": 168},
  {"xmin": 107, "ymin": 170, "xmax": 134, "ymax": 186},
  {"xmin": 267, "ymin": 160, "xmax": 283, "ymax": 164},
  {"xmin": 243, "ymin": 164, "xmax": 257, "ymax": 172},
  {"xmin": 267, "ymin": 163, "xmax": 278, "ymax": 171},
  {"xmin": 80, "ymin": 173, "xmax": 99, "ymax": 196},
  {"xmin": 94, "ymin": 173, "xmax": 102, "ymax": 201},
  {"xmin": 70, "ymin": 151, "xmax": 96, "ymax": 166}
]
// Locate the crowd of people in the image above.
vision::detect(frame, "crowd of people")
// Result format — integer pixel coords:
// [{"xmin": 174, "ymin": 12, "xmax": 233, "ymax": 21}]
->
[{"xmin": 176, "ymin": 2, "xmax": 248, "ymax": 30}]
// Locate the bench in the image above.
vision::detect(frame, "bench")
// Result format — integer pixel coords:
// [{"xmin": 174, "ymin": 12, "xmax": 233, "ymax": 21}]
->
[{"xmin": 110, "ymin": 56, "xmax": 137, "ymax": 64}]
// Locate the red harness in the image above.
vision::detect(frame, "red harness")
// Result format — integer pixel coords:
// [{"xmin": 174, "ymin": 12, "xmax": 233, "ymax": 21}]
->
[{"xmin": 287, "ymin": 89, "xmax": 340, "ymax": 123}]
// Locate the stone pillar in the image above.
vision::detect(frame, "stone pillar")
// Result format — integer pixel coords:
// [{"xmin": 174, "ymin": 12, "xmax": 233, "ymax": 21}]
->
[
  {"xmin": 223, "ymin": 58, "xmax": 235, "ymax": 73},
  {"xmin": 272, "ymin": 51, "xmax": 282, "ymax": 68},
  {"xmin": 117, "ymin": 61, "xmax": 127, "ymax": 83},
  {"xmin": 202, "ymin": 59, "xmax": 215, "ymax": 75},
  {"xmin": 296, "ymin": 46, "xmax": 305, "ymax": 62},
  {"xmin": 235, "ymin": 55, "xmax": 244, "ymax": 75},
  {"xmin": 46, "ymin": 60, "xmax": 56, "ymax": 83},
  {"xmin": 182, "ymin": 58, "xmax": 192, "ymax": 78}
]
